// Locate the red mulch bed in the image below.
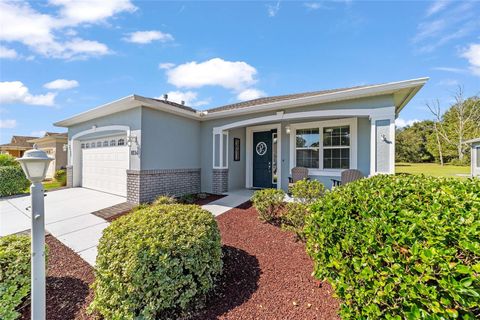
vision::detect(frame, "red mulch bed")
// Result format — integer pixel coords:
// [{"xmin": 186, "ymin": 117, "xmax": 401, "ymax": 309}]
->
[
  {"xmin": 20, "ymin": 202, "xmax": 339, "ymax": 319},
  {"xmin": 198, "ymin": 202, "xmax": 340, "ymax": 319},
  {"xmin": 193, "ymin": 194, "xmax": 225, "ymax": 206},
  {"xmin": 20, "ymin": 235, "xmax": 94, "ymax": 320}
]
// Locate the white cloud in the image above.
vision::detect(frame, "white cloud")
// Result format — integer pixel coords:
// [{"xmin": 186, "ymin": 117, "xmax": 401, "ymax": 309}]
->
[
  {"xmin": 31, "ymin": 130, "xmax": 47, "ymax": 137},
  {"xmin": 159, "ymin": 62, "xmax": 175, "ymax": 70},
  {"xmin": 395, "ymin": 118, "xmax": 421, "ymax": 128},
  {"xmin": 0, "ymin": 81, "xmax": 56, "ymax": 106},
  {"xmin": 124, "ymin": 31, "xmax": 174, "ymax": 44},
  {"xmin": 237, "ymin": 88, "xmax": 267, "ymax": 101},
  {"xmin": 303, "ymin": 2, "xmax": 324, "ymax": 10},
  {"xmin": 0, "ymin": 45, "xmax": 18, "ymax": 59},
  {"xmin": 0, "ymin": 119, "xmax": 17, "ymax": 129},
  {"xmin": 50, "ymin": 0, "xmax": 137, "ymax": 26},
  {"xmin": 159, "ymin": 91, "xmax": 210, "ymax": 107},
  {"xmin": 461, "ymin": 43, "xmax": 480, "ymax": 76},
  {"xmin": 426, "ymin": 0, "xmax": 450, "ymax": 17},
  {"xmin": 0, "ymin": 0, "xmax": 134, "ymax": 60},
  {"xmin": 43, "ymin": 79, "xmax": 79, "ymax": 90},
  {"xmin": 436, "ymin": 79, "xmax": 459, "ymax": 86},
  {"xmin": 266, "ymin": 1, "xmax": 280, "ymax": 17},
  {"xmin": 432, "ymin": 66, "xmax": 467, "ymax": 74},
  {"xmin": 166, "ymin": 58, "xmax": 258, "ymax": 91}
]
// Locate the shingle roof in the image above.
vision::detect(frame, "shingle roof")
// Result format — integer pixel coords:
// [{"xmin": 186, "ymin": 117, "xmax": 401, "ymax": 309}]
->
[
  {"xmin": 150, "ymin": 97, "xmax": 198, "ymax": 113},
  {"xmin": 44, "ymin": 132, "xmax": 67, "ymax": 137},
  {"xmin": 205, "ymin": 85, "xmax": 371, "ymax": 113},
  {"xmin": 0, "ymin": 136, "xmax": 38, "ymax": 149}
]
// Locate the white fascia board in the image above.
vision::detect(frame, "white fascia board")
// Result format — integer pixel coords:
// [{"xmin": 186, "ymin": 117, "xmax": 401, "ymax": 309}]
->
[
  {"xmin": 54, "ymin": 95, "xmax": 139, "ymax": 127},
  {"xmin": 203, "ymin": 77, "xmax": 429, "ymax": 120}
]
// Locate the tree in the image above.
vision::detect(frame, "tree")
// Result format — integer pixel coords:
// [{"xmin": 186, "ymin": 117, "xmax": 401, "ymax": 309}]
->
[
  {"xmin": 427, "ymin": 87, "xmax": 480, "ymax": 164},
  {"xmin": 396, "ymin": 120, "xmax": 435, "ymax": 163}
]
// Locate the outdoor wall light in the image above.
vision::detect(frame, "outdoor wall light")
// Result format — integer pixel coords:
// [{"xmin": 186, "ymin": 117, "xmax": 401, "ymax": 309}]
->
[
  {"xmin": 17, "ymin": 145, "xmax": 53, "ymax": 320},
  {"xmin": 285, "ymin": 126, "xmax": 291, "ymax": 134}
]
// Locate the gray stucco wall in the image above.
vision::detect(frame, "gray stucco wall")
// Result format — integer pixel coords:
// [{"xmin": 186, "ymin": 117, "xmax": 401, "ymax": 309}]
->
[
  {"xmin": 228, "ymin": 127, "xmax": 246, "ymax": 190},
  {"xmin": 140, "ymin": 107, "xmax": 201, "ymax": 170}
]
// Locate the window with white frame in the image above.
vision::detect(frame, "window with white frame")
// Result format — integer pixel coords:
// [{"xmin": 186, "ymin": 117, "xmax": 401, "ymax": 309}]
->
[
  {"xmin": 323, "ymin": 126, "xmax": 350, "ymax": 169},
  {"xmin": 476, "ymin": 146, "xmax": 480, "ymax": 168},
  {"xmin": 295, "ymin": 128, "xmax": 319, "ymax": 168},
  {"xmin": 292, "ymin": 118, "xmax": 356, "ymax": 172}
]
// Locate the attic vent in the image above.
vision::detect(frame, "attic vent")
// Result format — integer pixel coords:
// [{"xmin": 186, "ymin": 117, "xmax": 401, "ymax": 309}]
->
[
  {"xmin": 181, "ymin": 100, "xmax": 185, "ymax": 105},
  {"xmin": 163, "ymin": 94, "xmax": 168, "ymax": 101}
]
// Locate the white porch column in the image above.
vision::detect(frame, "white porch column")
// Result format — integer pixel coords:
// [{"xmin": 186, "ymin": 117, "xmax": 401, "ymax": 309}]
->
[
  {"xmin": 370, "ymin": 116, "xmax": 395, "ymax": 175},
  {"xmin": 212, "ymin": 128, "xmax": 229, "ymax": 194}
]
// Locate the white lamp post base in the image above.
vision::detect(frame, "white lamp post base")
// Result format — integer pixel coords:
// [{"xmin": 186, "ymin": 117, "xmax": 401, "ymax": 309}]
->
[{"xmin": 31, "ymin": 182, "xmax": 46, "ymax": 320}]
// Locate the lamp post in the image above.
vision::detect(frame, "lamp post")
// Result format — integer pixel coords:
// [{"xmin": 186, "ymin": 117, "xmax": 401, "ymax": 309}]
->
[{"xmin": 17, "ymin": 145, "xmax": 53, "ymax": 320}]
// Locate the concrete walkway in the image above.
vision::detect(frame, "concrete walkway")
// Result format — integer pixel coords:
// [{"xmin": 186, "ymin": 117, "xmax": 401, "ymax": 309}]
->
[
  {"xmin": 202, "ymin": 189, "xmax": 254, "ymax": 216},
  {"xmin": 0, "ymin": 188, "xmax": 125, "ymax": 266}
]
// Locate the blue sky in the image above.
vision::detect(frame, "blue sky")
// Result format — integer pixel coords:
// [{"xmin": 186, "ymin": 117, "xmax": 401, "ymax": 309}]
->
[{"xmin": 1, "ymin": 0, "xmax": 479, "ymax": 144}]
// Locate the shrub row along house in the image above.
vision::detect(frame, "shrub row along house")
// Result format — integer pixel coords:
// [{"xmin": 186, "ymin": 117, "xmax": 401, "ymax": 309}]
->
[{"xmin": 54, "ymin": 78, "xmax": 428, "ymax": 203}]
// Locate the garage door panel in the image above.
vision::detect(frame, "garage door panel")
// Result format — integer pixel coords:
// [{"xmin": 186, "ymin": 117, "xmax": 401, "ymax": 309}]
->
[{"xmin": 81, "ymin": 146, "xmax": 128, "ymax": 197}]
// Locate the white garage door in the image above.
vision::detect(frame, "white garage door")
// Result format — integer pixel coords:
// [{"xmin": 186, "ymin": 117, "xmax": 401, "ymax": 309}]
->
[{"xmin": 81, "ymin": 137, "xmax": 128, "ymax": 197}]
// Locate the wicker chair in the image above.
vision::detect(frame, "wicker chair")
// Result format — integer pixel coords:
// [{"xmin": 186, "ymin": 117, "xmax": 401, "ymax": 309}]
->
[
  {"xmin": 331, "ymin": 169, "xmax": 364, "ymax": 187},
  {"xmin": 288, "ymin": 167, "xmax": 310, "ymax": 189}
]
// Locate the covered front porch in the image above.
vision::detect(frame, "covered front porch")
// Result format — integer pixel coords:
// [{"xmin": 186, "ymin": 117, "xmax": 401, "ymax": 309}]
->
[{"xmin": 210, "ymin": 107, "xmax": 395, "ymax": 194}]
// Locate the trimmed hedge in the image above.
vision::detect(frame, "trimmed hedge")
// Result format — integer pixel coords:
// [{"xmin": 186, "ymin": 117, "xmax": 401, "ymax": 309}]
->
[
  {"xmin": 0, "ymin": 166, "xmax": 29, "ymax": 197},
  {"xmin": 289, "ymin": 179, "xmax": 325, "ymax": 204},
  {"xmin": 90, "ymin": 204, "xmax": 223, "ymax": 319},
  {"xmin": 305, "ymin": 174, "xmax": 480, "ymax": 319},
  {"xmin": 54, "ymin": 169, "xmax": 66, "ymax": 186},
  {"xmin": 0, "ymin": 235, "xmax": 31, "ymax": 320}
]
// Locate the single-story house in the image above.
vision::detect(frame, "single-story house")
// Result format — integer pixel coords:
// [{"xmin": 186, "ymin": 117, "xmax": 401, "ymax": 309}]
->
[
  {"xmin": 54, "ymin": 77, "xmax": 428, "ymax": 203},
  {"xmin": 465, "ymin": 138, "xmax": 480, "ymax": 177},
  {"xmin": 28, "ymin": 132, "xmax": 68, "ymax": 179},
  {"xmin": 0, "ymin": 135, "xmax": 38, "ymax": 157}
]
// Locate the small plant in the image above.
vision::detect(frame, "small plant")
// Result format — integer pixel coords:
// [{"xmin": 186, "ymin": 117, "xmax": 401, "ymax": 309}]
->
[
  {"xmin": 178, "ymin": 193, "xmax": 197, "ymax": 204},
  {"xmin": 0, "ymin": 154, "xmax": 19, "ymax": 167},
  {"xmin": 90, "ymin": 204, "xmax": 222, "ymax": 319},
  {"xmin": 305, "ymin": 174, "xmax": 480, "ymax": 319},
  {"xmin": 289, "ymin": 179, "xmax": 325, "ymax": 204},
  {"xmin": 251, "ymin": 188, "xmax": 285, "ymax": 222},
  {"xmin": 54, "ymin": 169, "xmax": 67, "ymax": 186},
  {"xmin": 0, "ymin": 235, "xmax": 42, "ymax": 320},
  {"xmin": 0, "ymin": 166, "xmax": 30, "ymax": 197},
  {"xmin": 152, "ymin": 195, "xmax": 177, "ymax": 205},
  {"xmin": 281, "ymin": 202, "xmax": 309, "ymax": 240}
]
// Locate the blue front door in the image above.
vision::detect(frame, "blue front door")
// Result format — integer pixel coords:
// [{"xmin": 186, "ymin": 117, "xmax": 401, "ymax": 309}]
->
[{"xmin": 253, "ymin": 130, "xmax": 274, "ymax": 188}]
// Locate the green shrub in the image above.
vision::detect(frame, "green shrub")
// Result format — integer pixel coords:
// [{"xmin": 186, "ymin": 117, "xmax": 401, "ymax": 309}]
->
[
  {"xmin": 281, "ymin": 202, "xmax": 309, "ymax": 240},
  {"xmin": 251, "ymin": 188, "xmax": 285, "ymax": 222},
  {"xmin": 54, "ymin": 169, "xmax": 66, "ymax": 186},
  {"xmin": 152, "ymin": 195, "xmax": 177, "ymax": 205},
  {"xmin": 0, "ymin": 154, "xmax": 19, "ymax": 167},
  {"xmin": 305, "ymin": 174, "xmax": 480, "ymax": 319},
  {"xmin": 0, "ymin": 166, "xmax": 30, "ymax": 197},
  {"xmin": 90, "ymin": 204, "xmax": 223, "ymax": 319},
  {"xmin": 289, "ymin": 179, "xmax": 325, "ymax": 204},
  {"xmin": 0, "ymin": 235, "xmax": 31, "ymax": 320}
]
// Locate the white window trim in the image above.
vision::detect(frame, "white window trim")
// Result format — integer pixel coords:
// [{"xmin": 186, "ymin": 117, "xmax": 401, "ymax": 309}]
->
[
  {"xmin": 289, "ymin": 118, "xmax": 357, "ymax": 177},
  {"xmin": 246, "ymin": 123, "xmax": 282, "ymax": 189}
]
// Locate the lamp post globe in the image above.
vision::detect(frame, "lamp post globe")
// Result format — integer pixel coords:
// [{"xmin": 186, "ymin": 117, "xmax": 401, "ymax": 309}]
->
[{"xmin": 17, "ymin": 144, "xmax": 53, "ymax": 320}]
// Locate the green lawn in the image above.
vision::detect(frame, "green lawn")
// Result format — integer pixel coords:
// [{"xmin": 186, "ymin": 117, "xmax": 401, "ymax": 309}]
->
[
  {"xmin": 395, "ymin": 162, "xmax": 470, "ymax": 178},
  {"xmin": 23, "ymin": 180, "xmax": 64, "ymax": 193}
]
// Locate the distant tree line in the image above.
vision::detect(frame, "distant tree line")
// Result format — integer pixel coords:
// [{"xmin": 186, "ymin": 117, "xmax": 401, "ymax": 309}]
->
[{"xmin": 396, "ymin": 88, "xmax": 480, "ymax": 165}]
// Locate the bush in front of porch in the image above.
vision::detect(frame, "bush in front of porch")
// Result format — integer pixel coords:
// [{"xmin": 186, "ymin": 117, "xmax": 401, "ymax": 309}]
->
[{"xmin": 305, "ymin": 174, "xmax": 480, "ymax": 319}]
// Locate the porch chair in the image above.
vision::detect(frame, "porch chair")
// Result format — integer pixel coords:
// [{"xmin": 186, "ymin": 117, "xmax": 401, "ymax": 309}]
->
[
  {"xmin": 288, "ymin": 167, "xmax": 310, "ymax": 189},
  {"xmin": 331, "ymin": 169, "xmax": 364, "ymax": 187}
]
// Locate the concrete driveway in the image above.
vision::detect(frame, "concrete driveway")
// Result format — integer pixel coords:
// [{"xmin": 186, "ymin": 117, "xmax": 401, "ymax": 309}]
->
[{"xmin": 0, "ymin": 188, "xmax": 125, "ymax": 265}]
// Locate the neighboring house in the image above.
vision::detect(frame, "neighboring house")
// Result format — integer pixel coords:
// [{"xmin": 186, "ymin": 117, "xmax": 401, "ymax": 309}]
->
[
  {"xmin": 0, "ymin": 135, "xmax": 38, "ymax": 157},
  {"xmin": 28, "ymin": 132, "xmax": 68, "ymax": 179},
  {"xmin": 465, "ymin": 138, "xmax": 480, "ymax": 177},
  {"xmin": 54, "ymin": 77, "xmax": 428, "ymax": 203}
]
